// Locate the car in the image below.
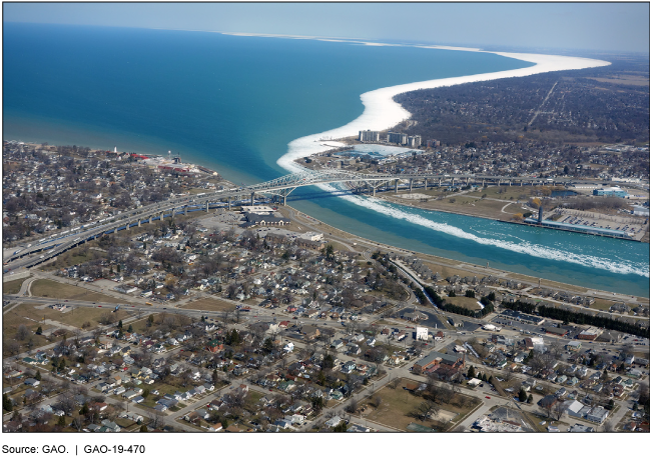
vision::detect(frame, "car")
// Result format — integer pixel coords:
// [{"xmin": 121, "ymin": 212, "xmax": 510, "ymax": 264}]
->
[
  {"xmin": 293, "ymin": 317, "xmax": 298, "ymax": 320},
  {"xmin": 97, "ymin": 306, "xmax": 102, "ymax": 308},
  {"xmin": 479, "ymin": 383, "xmax": 484, "ymax": 387},
  {"xmin": 485, "ymin": 396, "xmax": 491, "ymax": 399}
]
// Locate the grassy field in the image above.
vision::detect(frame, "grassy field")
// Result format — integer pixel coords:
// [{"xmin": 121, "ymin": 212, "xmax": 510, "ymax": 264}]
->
[
  {"xmin": 357, "ymin": 378, "xmax": 479, "ymax": 431},
  {"xmin": 3, "ymin": 305, "xmax": 52, "ymax": 351},
  {"xmin": 127, "ymin": 315, "xmax": 159, "ymax": 335},
  {"xmin": 182, "ymin": 297, "xmax": 236, "ymax": 313},
  {"xmin": 244, "ymin": 389, "xmax": 264, "ymax": 411},
  {"xmin": 591, "ymin": 298, "xmax": 617, "ymax": 312},
  {"xmin": 3, "ymin": 276, "xmax": 30, "ymax": 294},
  {"xmin": 466, "ymin": 185, "xmax": 537, "ymax": 201},
  {"xmin": 523, "ymin": 410, "xmax": 569, "ymax": 432},
  {"xmin": 3, "ymin": 302, "xmax": 132, "ymax": 335},
  {"xmin": 422, "ymin": 262, "xmax": 485, "ymax": 282},
  {"xmin": 382, "ymin": 193, "xmax": 525, "ymax": 221},
  {"xmin": 30, "ymin": 279, "xmax": 123, "ymax": 303},
  {"xmin": 41, "ymin": 247, "xmax": 105, "ymax": 271},
  {"xmin": 446, "ymin": 296, "xmax": 484, "ymax": 311}
]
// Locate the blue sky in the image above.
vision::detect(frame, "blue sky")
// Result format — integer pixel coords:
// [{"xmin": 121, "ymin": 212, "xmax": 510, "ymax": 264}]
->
[{"xmin": 3, "ymin": 2, "xmax": 649, "ymax": 53}]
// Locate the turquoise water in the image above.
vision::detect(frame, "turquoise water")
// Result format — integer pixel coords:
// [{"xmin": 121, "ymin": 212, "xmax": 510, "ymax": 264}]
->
[{"xmin": 3, "ymin": 23, "xmax": 648, "ymax": 296}]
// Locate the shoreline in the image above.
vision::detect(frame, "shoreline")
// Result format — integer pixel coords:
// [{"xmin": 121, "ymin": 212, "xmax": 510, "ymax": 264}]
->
[
  {"xmin": 372, "ymin": 192, "xmax": 648, "ymax": 244},
  {"xmin": 277, "ymin": 49, "xmax": 610, "ymax": 172},
  {"xmin": 284, "ymin": 205, "xmax": 650, "ymax": 302}
]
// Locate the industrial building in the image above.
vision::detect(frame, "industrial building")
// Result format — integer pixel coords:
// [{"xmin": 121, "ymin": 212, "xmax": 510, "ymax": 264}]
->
[
  {"xmin": 632, "ymin": 205, "xmax": 649, "ymax": 217},
  {"xmin": 593, "ymin": 187, "xmax": 628, "ymax": 197},
  {"xmin": 524, "ymin": 217, "xmax": 634, "ymax": 239}
]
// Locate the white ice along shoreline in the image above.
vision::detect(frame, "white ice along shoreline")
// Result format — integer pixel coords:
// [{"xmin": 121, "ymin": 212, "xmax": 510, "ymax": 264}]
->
[
  {"xmin": 277, "ymin": 49, "xmax": 610, "ymax": 173},
  {"xmin": 270, "ymin": 47, "xmax": 650, "ymax": 280}
]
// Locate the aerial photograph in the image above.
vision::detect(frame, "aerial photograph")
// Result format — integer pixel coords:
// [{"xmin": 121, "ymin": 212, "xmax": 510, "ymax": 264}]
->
[{"xmin": 1, "ymin": 1, "xmax": 649, "ymax": 449}]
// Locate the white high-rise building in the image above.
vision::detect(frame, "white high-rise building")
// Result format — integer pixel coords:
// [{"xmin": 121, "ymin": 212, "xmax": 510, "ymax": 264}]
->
[{"xmin": 358, "ymin": 130, "xmax": 380, "ymax": 142}]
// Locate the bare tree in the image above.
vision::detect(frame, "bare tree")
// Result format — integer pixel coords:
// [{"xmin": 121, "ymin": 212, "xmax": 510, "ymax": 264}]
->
[
  {"xmin": 57, "ymin": 392, "xmax": 77, "ymax": 416},
  {"xmin": 16, "ymin": 324, "xmax": 30, "ymax": 341},
  {"xmin": 4, "ymin": 340, "xmax": 21, "ymax": 356},
  {"xmin": 414, "ymin": 400, "xmax": 439, "ymax": 421},
  {"xmin": 345, "ymin": 398, "xmax": 358, "ymax": 414},
  {"xmin": 72, "ymin": 416, "xmax": 84, "ymax": 431},
  {"xmin": 151, "ymin": 410, "xmax": 166, "ymax": 430},
  {"xmin": 552, "ymin": 401, "xmax": 566, "ymax": 421}
]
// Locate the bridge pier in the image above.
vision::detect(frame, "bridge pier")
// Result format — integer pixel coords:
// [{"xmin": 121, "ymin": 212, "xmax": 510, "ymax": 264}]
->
[
  {"xmin": 394, "ymin": 179, "xmax": 399, "ymax": 194},
  {"xmin": 439, "ymin": 178, "xmax": 442, "ymax": 187},
  {"xmin": 184, "ymin": 206, "xmax": 187, "ymax": 215},
  {"xmin": 409, "ymin": 179, "xmax": 413, "ymax": 193},
  {"xmin": 227, "ymin": 197, "xmax": 231, "ymax": 210},
  {"xmin": 424, "ymin": 178, "xmax": 428, "ymax": 191},
  {"xmin": 205, "ymin": 202, "xmax": 209, "ymax": 212},
  {"xmin": 251, "ymin": 192, "xmax": 255, "ymax": 206},
  {"xmin": 138, "ymin": 220, "xmax": 141, "ymax": 227},
  {"xmin": 451, "ymin": 177, "xmax": 455, "ymax": 187}
]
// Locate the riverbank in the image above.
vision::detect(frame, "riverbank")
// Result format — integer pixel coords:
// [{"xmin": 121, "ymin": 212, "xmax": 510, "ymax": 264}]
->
[
  {"xmin": 283, "ymin": 205, "xmax": 650, "ymax": 304},
  {"xmin": 373, "ymin": 191, "xmax": 649, "ymax": 243}
]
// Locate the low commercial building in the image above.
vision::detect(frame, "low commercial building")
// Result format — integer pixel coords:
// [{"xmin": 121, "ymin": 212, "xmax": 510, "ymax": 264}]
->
[
  {"xmin": 568, "ymin": 424, "xmax": 594, "ymax": 432},
  {"xmin": 244, "ymin": 213, "xmax": 291, "ymax": 227},
  {"xmin": 577, "ymin": 328, "xmax": 599, "ymax": 340},
  {"xmin": 585, "ymin": 406, "xmax": 609, "ymax": 424},
  {"xmin": 593, "ymin": 187, "xmax": 627, "ymax": 198},
  {"xmin": 545, "ymin": 326, "xmax": 569, "ymax": 337},
  {"xmin": 566, "ymin": 341, "xmax": 582, "ymax": 352},
  {"xmin": 500, "ymin": 309, "xmax": 545, "ymax": 325},
  {"xmin": 413, "ymin": 351, "xmax": 465, "ymax": 372}
]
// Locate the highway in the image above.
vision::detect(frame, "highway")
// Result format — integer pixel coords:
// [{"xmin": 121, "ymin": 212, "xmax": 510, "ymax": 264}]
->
[{"xmin": 4, "ymin": 168, "xmax": 582, "ymax": 270}]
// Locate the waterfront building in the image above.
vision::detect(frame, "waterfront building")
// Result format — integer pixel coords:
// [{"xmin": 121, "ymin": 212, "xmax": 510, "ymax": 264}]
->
[
  {"xmin": 593, "ymin": 187, "xmax": 627, "ymax": 197},
  {"xmin": 524, "ymin": 217, "xmax": 633, "ymax": 239},
  {"xmin": 407, "ymin": 135, "xmax": 422, "ymax": 147},
  {"xmin": 387, "ymin": 132, "xmax": 408, "ymax": 145},
  {"xmin": 358, "ymin": 130, "xmax": 381, "ymax": 142}
]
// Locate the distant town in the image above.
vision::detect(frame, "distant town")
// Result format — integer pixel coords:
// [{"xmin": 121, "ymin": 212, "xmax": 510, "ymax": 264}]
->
[{"xmin": 3, "ymin": 140, "xmax": 649, "ymax": 433}]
